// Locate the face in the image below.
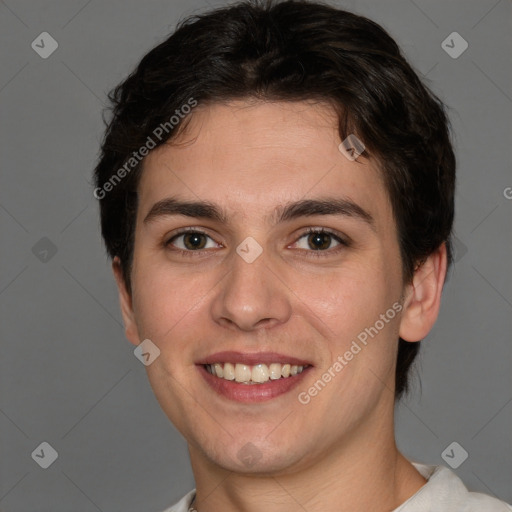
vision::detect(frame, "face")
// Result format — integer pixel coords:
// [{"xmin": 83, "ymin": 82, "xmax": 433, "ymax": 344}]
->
[{"xmin": 115, "ymin": 100, "xmax": 427, "ymax": 475}]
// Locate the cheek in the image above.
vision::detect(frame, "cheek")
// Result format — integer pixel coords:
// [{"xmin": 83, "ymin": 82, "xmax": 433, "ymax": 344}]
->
[
  {"xmin": 130, "ymin": 258, "xmax": 211, "ymax": 343},
  {"xmin": 290, "ymin": 262, "xmax": 391, "ymax": 339},
  {"xmin": 289, "ymin": 258, "xmax": 402, "ymax": 390}
]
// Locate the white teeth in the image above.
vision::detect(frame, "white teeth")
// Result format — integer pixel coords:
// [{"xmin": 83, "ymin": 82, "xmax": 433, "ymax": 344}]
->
[
  {"xmin": 205, "ymin": 362, "xmax": 307, "ymax": 383},
  {"xmin": 235, "ymin": 363, "xmax": 251, "ymax": 382},
  {"xmin": 251, "ymin": 364, "xmax": 269, "ymax": 383},
  {"xmin": 213, "ymin": 363, "xmax": 223, "ymax": 378},
  {"xmin": 223, "ymin": 362, "xmax": 235, "ymax": 380},
  {"xmin": 269, "ymin": 363, "xmax": 282, "ymax": 380}
]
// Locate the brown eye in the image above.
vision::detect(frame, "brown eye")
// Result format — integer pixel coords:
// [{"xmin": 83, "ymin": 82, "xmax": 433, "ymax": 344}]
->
[
  {"xmin": 182, "ymin": 232, "xmax": 207, "ymax": 250},
  {"xmin": 294, "ymin": 229, "xmax": 344, "ymax": 251},
  {"xmin": 307, "ymin": 231, "xmax": 333, "ymax": 250},
  {"xmin": 166, "ymin": 230, "xmax": 218, "ymax": 251}
]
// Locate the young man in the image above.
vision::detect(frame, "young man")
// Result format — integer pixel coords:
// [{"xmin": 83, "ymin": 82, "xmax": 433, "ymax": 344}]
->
[{"xmin": 94, "ymin": 1, "xmax": 511, "ymax": 510}]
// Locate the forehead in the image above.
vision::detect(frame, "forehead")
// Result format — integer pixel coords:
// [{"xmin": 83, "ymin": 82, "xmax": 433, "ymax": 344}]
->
[{"xmin": 137, "ymin": 100, "xmax": 391, "ymax": 226}]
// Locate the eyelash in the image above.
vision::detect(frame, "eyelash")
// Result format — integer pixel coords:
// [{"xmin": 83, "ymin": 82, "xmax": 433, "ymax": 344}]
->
[{"xmin": 163, "ymin": 227, "xmax": 349, "ymax": 258}]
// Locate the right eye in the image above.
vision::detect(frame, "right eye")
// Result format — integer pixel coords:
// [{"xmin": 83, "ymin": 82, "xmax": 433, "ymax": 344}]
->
[{"xmin": 165, "ymin": 228, "xmax": 221, "ymax": 253}]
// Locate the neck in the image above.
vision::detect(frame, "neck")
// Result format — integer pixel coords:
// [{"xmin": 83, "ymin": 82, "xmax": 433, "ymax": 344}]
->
[{"xmin": 188, "ymin": 401, "xmax": 426, "ymax": 512}]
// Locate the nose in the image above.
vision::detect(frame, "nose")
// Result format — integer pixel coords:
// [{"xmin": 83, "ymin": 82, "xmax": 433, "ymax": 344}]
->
[{"xmin": 210, "ymin": 244, "xmax": 293, "ymax": 332}]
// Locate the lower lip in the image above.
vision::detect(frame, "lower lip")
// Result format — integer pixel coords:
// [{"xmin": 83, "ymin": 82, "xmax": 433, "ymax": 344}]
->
[{"xmin": 197, "ymin": 365, "xmax": 311, "ymax": 403}]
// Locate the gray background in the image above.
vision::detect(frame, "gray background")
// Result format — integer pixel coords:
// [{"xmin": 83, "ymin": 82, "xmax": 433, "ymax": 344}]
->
[{"xmin": 0, "ymin": 0, "xmax": 511, "ymax": 510}]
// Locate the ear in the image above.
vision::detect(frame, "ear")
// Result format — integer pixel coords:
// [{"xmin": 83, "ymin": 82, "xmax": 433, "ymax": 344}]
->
[
  {"xmin": 399, "ymin": 243, "xmax": 448, "ymax": 342},
  {"xmin": 112, "ymin": 256, "xmax": 140, "ymax": 347}
]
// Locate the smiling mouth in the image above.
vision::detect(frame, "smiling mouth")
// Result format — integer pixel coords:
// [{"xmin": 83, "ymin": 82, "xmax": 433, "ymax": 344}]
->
[{"xmin": 204, "ymin": 362, "xmax": 310, "ymax": 384}]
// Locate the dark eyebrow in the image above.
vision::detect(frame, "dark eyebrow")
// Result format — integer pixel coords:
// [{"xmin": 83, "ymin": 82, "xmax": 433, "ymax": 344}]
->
[
  {"xmin": 144, "ymin": 197, "xmax": 227, "ymax": 224},
  {"xmin": 272, "ymin": 197, "xmax": 375, "ymax": 230},
  {"xmin": 144, "ymin": 196, "xmax": 375, "ymax": 230}
]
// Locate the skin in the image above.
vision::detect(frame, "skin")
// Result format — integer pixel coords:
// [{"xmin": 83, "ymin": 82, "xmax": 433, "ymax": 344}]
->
[{"xmin": 113, "ymin": 99, "xmax": 447, "ymax": 512}]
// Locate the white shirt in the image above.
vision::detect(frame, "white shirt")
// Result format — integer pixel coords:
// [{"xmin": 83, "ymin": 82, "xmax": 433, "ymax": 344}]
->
[{"xmin": 161, "ymin": 462, "xmax": 512, "ymax": 512}]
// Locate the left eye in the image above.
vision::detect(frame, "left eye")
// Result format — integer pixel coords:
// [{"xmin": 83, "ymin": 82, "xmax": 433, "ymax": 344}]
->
[{"xmin": 293, "ymin": 230, "xmax": 344, "ymax": 251}]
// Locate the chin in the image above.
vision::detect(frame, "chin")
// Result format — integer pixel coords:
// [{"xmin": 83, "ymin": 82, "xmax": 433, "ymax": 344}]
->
[
  {"xmin": 214, "ymin": 450, "xmax": 297, "ymax": 475},
  {"xmin": 197, "ymin": 436, "xmax": 312, "ymax": 476}
]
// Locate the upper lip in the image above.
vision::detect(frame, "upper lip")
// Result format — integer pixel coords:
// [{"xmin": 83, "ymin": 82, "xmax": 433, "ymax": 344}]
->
[{"xmin": 196, "ymin": 351, "xmax": 312, "ymax": 366}]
